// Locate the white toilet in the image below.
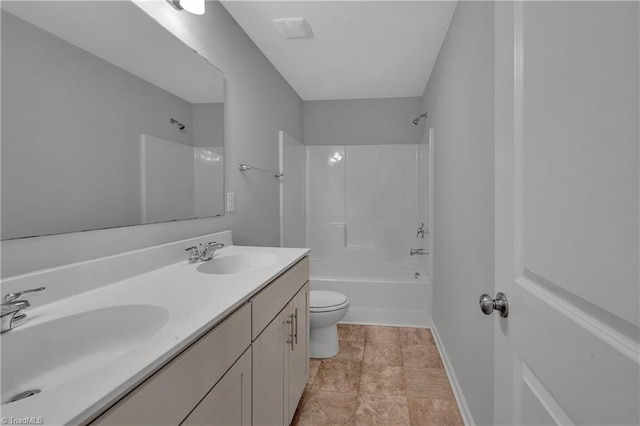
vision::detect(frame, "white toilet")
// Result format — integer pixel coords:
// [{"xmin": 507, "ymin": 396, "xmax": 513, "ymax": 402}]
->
[{"xmin": 309, "ymin": 290, "xmax": 350, "ymax": 358}]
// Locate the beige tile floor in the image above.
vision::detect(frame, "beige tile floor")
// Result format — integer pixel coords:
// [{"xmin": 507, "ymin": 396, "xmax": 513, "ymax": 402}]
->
[{"xmin": 291, "ymin": 324, "xmax": 464, "ymax": 426}]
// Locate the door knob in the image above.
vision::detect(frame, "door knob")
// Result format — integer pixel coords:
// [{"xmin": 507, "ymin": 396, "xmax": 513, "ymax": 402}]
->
[{"xmin": 479, "ymin": 292, "xmax": 509, "ymax": 318}]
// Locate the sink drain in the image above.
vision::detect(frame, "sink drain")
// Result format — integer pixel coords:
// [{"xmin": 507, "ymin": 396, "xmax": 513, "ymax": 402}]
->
[{"xmin": 9, "ymin": 389, "xmax": 40, "ymax": 403}]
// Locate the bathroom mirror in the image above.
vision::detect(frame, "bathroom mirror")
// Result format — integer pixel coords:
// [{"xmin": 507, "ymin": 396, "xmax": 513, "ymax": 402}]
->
[{"xmin": 1, "ymin": 1, "xmax": 225, "ymax": 240}]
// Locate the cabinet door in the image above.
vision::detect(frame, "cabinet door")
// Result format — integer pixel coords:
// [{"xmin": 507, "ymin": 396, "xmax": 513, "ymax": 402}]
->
[
  {"xmin": 288, "ymin": 282, "xmax": 309, "ymax": 422},
  {"xmin": 92, "ymin": 304, "xmax": 251, "ymax": 426},
  {"xmin": 252, "ymin": 307, "xmax": 290, "ymax": 426},
  {"xmin": 181, "ymin": 349, "xmax": 251, "ymax": 426}
]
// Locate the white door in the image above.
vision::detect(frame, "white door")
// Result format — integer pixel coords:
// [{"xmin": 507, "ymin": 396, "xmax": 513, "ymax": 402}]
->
[{"xmin": 493, "ymin": 2, "xmax": 639, "ymax": 425}]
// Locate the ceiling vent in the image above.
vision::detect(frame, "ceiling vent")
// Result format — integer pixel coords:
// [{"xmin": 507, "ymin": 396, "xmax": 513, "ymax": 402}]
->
[{"xmin": 272, "ymin": 18, "xmax": 313, "ymax": 39}]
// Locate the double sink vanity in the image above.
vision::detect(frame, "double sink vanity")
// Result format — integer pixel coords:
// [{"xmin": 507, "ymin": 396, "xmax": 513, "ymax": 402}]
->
[
  {"xmin": 1, "ymin": 3, "xmax": 311, "ymax": 424},
  {"xmin": 1, "ymin": 231, "xmax": 310, "ymax": 425}
]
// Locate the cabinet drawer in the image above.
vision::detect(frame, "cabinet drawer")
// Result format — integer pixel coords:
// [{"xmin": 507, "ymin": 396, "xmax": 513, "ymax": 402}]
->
[
  {"xmin": 92, "ymin": 303, "xmax": 251, "ymax": 425},
  {"xmin": 251, "ymin": 256, "xmax": 309, "ymax": 340}
]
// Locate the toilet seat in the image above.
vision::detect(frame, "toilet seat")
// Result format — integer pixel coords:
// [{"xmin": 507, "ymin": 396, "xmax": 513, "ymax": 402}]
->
[{"xmin": 310, "ymin": 290, "xmax": 349, "ymax": 313}]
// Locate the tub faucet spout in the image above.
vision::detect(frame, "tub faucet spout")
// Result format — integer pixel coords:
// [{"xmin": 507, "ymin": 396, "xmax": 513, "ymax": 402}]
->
[{"xmin": 410, "ymin": 248, "xmax": 428, "ymax": 256}]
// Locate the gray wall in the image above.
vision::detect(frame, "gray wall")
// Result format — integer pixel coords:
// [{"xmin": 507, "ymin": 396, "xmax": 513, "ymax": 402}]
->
[
  {"xmin": 422, "ymin": 2, "xmax": 495, "ymax": 425},
  {"xmin": 1, "ymin": 1, "xmax": 302, "ymax": 276},
  {"xmin": 303, "ymin": 97, "xmax": 423, "ymax": 145}
]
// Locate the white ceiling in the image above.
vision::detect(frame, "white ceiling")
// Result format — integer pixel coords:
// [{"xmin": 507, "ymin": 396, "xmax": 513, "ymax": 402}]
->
[{"xmin": 221, "ymin": 1, "xmax": 457, "ymax": 101}]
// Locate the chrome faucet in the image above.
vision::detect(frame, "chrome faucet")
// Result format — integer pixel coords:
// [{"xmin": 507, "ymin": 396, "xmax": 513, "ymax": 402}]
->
[
  {"xmin": 184, "ymin": 242, "xmax": 225, "ymax": 264},
  {"xmin": 1, "ymin": 300, "xmax": 30, "ymax": 333},
  {"xmin": 185, "ymin": 245, "xmax": 202, "ymax": 264},
  {"xmin": 1, "ymin": 286, "xmax": 45, "ymax": 333},
  {"xmin": 201, "ymin": 242, "xmax": 225, "ymax": 261}
]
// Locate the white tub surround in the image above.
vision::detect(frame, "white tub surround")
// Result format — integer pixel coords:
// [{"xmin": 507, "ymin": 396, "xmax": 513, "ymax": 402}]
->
[
  {"xmin": 306, "ymin": 144, "xmax": 430, "ymax": 326},
  {"xmin": 0, "ymin": 231, "xmax": 309, "ymax": 425}
]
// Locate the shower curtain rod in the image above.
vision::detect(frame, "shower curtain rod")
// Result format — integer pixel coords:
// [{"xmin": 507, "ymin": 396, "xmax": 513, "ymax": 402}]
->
[{"xmin": 238, "ymin": 163, "xmax": 283, "ymax": 178}]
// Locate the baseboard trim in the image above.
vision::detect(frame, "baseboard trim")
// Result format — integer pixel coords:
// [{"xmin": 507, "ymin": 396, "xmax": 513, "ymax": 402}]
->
[
  {"xmin": 431, "ymin": 324, "xmax": 475, "ymax": 426},
  {"xmin": 339, "ymin": 318, "xmax": 433, "ymax": 328}
]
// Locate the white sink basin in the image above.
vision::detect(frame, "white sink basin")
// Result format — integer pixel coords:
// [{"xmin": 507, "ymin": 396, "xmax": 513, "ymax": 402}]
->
[
  {"xmin": 197, "ymin": 253, "xmax": 278, "ymax": 275},
  {"xmin": 0, "ymin": 304, "xmax": 169, "ymax": 405}
]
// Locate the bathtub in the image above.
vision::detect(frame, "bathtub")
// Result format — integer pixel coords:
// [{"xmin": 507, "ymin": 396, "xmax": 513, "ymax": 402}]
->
[{"xmin": 310, "ymin": 276, "xmax": 431, "ymax": 327}]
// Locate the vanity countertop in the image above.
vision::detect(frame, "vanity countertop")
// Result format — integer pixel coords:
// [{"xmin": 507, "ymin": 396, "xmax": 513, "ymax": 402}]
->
[{"xmin": 0, "ymin": 243, "xmax": 309, "ymax": 425}]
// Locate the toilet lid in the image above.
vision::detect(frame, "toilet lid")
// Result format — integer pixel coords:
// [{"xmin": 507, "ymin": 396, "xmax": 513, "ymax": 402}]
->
[{"xmin": 310, "ymin": 290, "xmax": 349, "ymax": 309}]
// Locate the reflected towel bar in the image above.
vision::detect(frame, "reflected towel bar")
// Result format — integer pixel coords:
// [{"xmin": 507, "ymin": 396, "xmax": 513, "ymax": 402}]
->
[{"xmin": 238, "ymin": 163, "xmax": 283, "ymax": 178}]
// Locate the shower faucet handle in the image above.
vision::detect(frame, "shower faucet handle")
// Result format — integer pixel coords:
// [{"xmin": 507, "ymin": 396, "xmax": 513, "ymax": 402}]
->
[{"xmin": 416, "ymin": 223, "xmax": 427, "ymax": 239}]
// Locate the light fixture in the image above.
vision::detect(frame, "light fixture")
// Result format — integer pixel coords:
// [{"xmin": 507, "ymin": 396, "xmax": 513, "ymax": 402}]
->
[
  {"xmin": 328, "ymin": 151, "xmax": 343, "ymax": 166},
  {"xmin": 167, "ymin": 0, "xmax": 205, "ymax": 15},
  {"xmin": 272, "ymin": 18, "xmax": 313, "ymax": 39}
]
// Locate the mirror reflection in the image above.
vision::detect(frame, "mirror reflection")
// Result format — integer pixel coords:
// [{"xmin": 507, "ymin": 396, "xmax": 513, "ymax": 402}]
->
[{"xmin": 1, "ymin": 1, "xmax": 225, "ymax": 240}]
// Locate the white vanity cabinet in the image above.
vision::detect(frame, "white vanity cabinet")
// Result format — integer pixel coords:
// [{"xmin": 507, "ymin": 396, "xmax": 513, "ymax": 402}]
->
[
  {"xmin": 251, "ymin": 258, "xmax": 310, "ymax": 425},
  {"xmin": 252, "ymin": 307, "xmax": 290, "ymax": 425},
  {"xmin": 90, "ymin": 255, "xmax": 310, "ymax": 426},
  {"xmin": 91, "ymin": 303, "xmax": 252, "ymax": 425},
  {"xmin": 287, "ymin": 284, "xmax": 309, "ymax": 420},
  {"xmin": 181, "ymin": 349, "xmax": 252, "ymax": 425}
]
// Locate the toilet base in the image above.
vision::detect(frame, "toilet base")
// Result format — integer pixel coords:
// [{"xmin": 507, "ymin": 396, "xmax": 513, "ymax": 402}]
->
[{"xmin": 310, "ymin": 324, "xmax": 339, "ymax": 358}]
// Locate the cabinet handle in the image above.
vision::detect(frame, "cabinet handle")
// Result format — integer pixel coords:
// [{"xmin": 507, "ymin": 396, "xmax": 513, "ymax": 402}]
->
[
  {"xmin": 286, "ymin": 313, "xmax": 294, "ymax": 350},
  {"xmin": 294, "ymin": 308, "xmax": 298, "ymax": 345}
]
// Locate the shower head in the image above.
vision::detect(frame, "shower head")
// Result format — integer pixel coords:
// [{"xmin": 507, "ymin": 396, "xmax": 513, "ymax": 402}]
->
[
  {"xmin": 412, "ymin": 112, "xmax": 428, "ymax": 125},
  {"xmin": 170, "ymin": 118, "xmax": 186, "ymax": 131}
]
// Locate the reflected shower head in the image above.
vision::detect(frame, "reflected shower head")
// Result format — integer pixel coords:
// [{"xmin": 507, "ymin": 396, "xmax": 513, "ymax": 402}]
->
[{"xmin": 412, "ymin": 112, "xmax": 428, "ymax": 125}]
